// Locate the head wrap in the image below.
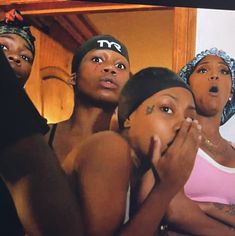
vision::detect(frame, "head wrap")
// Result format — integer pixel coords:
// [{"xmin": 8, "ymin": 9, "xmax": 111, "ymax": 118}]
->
[
  {"xmin": 71, "ymin": 34, "xmax": 129, "ymax": 73},
  {"xmin": 118, "ymin": 67, "xmax": 193, "ymax": 129},
  {"xmin": 0, "ymin": 9, "xmax": 35, "ymax": 54},
  {"xmin": 178, "ymin": 47, "xmax": 235, "ymax": 125}
]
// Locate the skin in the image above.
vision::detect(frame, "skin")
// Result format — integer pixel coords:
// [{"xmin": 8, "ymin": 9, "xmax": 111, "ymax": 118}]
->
[
  {"xmin": 69, "ymin": 86, "xmax": 202, "ymax": 235},
  {"xmin": 139, "ymin": 55, "xmax": 235, "ymax": 235},
  {"xmin": 46, "ymin": 49, "xmax": 130, "ymax": 170},
  {"xmin": 0, "ymin": 43, "xmax": 84, "ymax": 236},
  {"xmin": 0, "ymin": 33, "xmax": 34, "ymax": 235},
  {"xmin": 0, "ymin": 33, "xmax": 33, "ymax": 87}
]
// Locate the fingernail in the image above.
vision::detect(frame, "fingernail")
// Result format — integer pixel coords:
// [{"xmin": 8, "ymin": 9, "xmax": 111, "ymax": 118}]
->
[
  {"xmin": 197, "ymin": 124, "xmax": 202, "ymax": 130},
  {"xmin": 193, "ymin": 119, "xmax": 199, "ymax": 124},
  {"xmin": 198, "ymin": 135, "xmax": 202, "ymax": 140},
  {"xmin": 186, "ymin": 117, "xmax": 192, "ymax": 122}
]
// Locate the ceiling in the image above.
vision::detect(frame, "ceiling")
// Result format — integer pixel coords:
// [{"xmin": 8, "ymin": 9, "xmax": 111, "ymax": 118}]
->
[{"xmin": 0, "ymin": 1, "xmax": 167, "ymax": 52}]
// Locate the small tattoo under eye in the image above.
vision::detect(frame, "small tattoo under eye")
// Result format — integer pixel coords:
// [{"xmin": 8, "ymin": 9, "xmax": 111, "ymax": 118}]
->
[{"xmin": 146, "ymin": 105, "xmax": 155, "ymax": 115}]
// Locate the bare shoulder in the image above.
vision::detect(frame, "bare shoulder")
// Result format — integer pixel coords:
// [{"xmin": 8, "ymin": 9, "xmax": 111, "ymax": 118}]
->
[{"xmin": 75, "ymin": 131, "xmax": 132, "ymax": 172}]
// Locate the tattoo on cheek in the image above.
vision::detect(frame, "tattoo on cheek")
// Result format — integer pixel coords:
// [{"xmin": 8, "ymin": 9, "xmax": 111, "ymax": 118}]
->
[{"xmin": 146, "ymin": 105, "xmax": 155, "ymax": 115}]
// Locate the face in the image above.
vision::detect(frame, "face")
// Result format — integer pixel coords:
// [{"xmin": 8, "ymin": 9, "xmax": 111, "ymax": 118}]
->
[
  {"xmin": 127, "ymin": 87, "xmax": 196, "ymax": 156},
  {"xmin": 0, "ymin": 33, "xmax": 34, "ymax": 87},
  {"xmin": 75, "ymin": 49, "xmax": 130, "ymax": 106},
  {"xmin": 189, "ymin": 55, "xmax": 232, "ymax": 117}
]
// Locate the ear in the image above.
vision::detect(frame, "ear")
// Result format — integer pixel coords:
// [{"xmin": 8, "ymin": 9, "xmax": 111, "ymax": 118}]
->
[{"xmin": 123, "ymin": 118, "xmax": 131, "ymax": 128}]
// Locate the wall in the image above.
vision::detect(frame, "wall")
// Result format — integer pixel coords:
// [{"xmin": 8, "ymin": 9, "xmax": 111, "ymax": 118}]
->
[
  {"xmin": 25, "ymin": 27, "xmax": 73, "ymax": 124},
  {"xmin": 87, "ymin": 9, "xmax": 174, "ymax": 73},
  {"xmin": 196, "ymin": 8, "xmax": 235, "ymax": 141}
]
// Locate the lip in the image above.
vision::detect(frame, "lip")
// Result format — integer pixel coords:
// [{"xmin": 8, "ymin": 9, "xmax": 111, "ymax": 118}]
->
[{"xmin": 99, "ymin": 77, "xmax": 118, "ymax": 89}]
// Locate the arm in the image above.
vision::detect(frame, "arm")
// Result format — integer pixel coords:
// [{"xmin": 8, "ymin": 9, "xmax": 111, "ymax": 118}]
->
[
  {"xmin": 197, "ymin": 202, "xmax": 235, "ymax": 227},
  {"xmin": 75, "ymin": 118, "xmax": 202, "ymax": 236},
  {"xmin": 0, "ymin": 135, "xmax": 84, "ymax": 236},
  {"xmin": 75, "ymin": 132, "xmax": 180, "ymax": 236}
]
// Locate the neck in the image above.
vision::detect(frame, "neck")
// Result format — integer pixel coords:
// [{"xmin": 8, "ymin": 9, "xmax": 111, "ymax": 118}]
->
[
  {"xmin": 67, "ymin": 99, "xmax": 115, "ymax": 136},
  {"xmin": 196, "ymin": 113, "xmax": 221, "ymax": 139}
]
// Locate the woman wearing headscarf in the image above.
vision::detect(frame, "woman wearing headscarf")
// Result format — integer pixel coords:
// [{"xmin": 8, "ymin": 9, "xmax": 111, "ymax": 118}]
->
[
  {"xmin": 142, "ymin": 48, "xmax": 235, "ymax": 235},
  {"xmin": 0, "ymin": 9, "xmax": 36, "ymax": 235}
]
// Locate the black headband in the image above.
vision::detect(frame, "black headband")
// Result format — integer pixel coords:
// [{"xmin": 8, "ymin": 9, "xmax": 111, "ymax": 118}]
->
[
  {"xmin": 71, "ymin": 34, "xmax": 129, "ymax": 73},
  {"xmin": 118, "ymin": 67, "xmax": 193, "ymax": 129}
]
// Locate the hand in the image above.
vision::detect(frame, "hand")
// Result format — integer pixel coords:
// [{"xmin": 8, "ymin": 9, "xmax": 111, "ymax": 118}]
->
[{"xmin": 151, "ymin": 118, "xmax": 201, "ymax": 190}]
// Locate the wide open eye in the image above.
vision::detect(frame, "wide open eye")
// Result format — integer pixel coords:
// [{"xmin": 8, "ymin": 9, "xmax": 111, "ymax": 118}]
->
[
  {"xmin": 92, "ymin": 56, "xmax": 103, "ymax": 63},
  {"xmin": 115, "ymin": 63, "xmax": 126, "ymax": 70},
  {"xmin": 196, "ymin": 67, "xmax": 207, "ymax": 74},
  {"xmin": 0, "ymin": 44, "xmax": 8, "ymax": 51},
  {"xmin": 160, "ymin": 106, "xmax": 173, "ymax": 114}
]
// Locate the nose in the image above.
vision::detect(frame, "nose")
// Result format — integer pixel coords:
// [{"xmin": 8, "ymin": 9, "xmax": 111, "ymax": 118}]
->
[
  {"xmin": 103, "ymin": 64, "xmax": 117, "ymax": 76},
  {"xmin": 7, "ymin": 54, "xmax": 21, "ymax": 65},
  {"xmin": 174, "ymin": 114, "xmax": 185, "ymax": 133},
  {"xmin": 208, "ymin": 72, "xmax": 219, "ymax": 81}
]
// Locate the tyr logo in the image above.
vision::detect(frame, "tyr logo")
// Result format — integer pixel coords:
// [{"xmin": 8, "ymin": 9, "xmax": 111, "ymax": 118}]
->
[{"xmin": 97, "ymin": 40, "xmax": 122, "ymax": 52}]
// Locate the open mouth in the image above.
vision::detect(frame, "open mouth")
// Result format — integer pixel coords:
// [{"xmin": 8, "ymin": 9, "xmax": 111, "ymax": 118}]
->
[
  {"xmin": 209, "ymin": 86, "xmax": 219, "ymax": 93},
  {"xmin": 100, "ymin": 78, "xmax": 118, "ymax": 89}
]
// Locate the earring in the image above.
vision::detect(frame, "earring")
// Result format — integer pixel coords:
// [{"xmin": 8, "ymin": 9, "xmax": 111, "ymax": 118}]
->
[
  {"xmin": 67, "ymin": 73, "xmax": 77, "ymax": 85},
  {"xmin": 229, "ymin": 96, "xmax": 232, "ymax": 102}
]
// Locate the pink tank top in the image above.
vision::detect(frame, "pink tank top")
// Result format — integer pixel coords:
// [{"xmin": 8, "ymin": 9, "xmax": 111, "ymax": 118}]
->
[{"xmin": 184, "ymin": 148, "xmax": 235, "ymax": 204}]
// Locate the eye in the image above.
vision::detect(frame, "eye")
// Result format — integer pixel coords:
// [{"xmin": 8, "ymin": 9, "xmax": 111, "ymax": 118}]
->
[
  {"xmin": 92, "ymin": 56, "xmax": 103, "ymax": 63},
  {"xmin": 116, "ymin": 63, "xmax": 126, "ymax": 70},
  {"xmin": 0, "ymin": 44, "xmax": 8, "ymax": 51},
  {"xmin": 160, "ymin": 106, "xmax": 173, "ymax": 114},
  {"xmin": 196, "ymin": 67, "xmax": 207, "ymax": 74},
  {"xmin": 21, "ymin": 55, "xmax": 31, "ymax": 63},
  {"xmin": 221, "ymin": 68, "xmax": 230, "ymax": 75}
]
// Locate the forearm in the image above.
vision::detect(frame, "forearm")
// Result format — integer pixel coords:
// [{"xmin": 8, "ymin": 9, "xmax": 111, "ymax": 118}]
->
[
  {"xmin": 0, "ymin": 134, "xmax": 84, "ymax": 236},
  {"xmin": 166, "ymin": 194, "xmax": 235, "ymax": 236},
  {"xmin": 198, "ymin": 202, "xmax": 235, "ymax": 228},
  {"xmin": 119, "ymin": 183, "xmax": 177, "ymax": 236}
]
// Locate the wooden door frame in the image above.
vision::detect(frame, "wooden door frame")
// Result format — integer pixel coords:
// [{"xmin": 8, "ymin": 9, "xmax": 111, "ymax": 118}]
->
[{"xmin": 173, "ymin": 7, "xmax": 197, "ymax": 72}]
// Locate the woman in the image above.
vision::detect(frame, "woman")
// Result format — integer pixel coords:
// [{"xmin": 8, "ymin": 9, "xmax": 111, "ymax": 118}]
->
[
  {"xmin": 0, "ymin": 9, "xmax": 36, "ymax": 236},
  {"xmin": 46, "ymin": 34, "xmax": 130, "ymax": 174},
  {"xmin": 70, "ymin": 67, "xmax": 202, "ymax": 235},
  {"xmin": 140, "ymin": 48, "xmax": 235, "ymax": 235},
  {"xmin": 179, "ymin": 48, "xmax": 235, "ymax": 232}
]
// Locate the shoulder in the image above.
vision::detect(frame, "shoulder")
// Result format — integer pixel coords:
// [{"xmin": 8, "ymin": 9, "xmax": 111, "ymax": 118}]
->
[{"xmin": 75, "ymin": 131, "xmax": 132, "ymax": 172}]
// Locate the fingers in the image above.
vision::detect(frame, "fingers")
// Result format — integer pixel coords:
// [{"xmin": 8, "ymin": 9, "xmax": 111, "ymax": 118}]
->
[
  {"xmin": 150, "ymin": 135, "xmax": 161, "ymax": 167},
  {"xmin": 168, "ymin": 118, "xmax": 201, "ymax": 155},
  {"xmin": 149, "ymin": 135, "xmax": 161, "ymax": 181}
]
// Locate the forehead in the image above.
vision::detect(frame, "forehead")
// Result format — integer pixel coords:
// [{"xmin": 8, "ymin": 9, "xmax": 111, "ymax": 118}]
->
[
  {"xmin": 0, "ymin": 33, "xmax": 30, "ymax": 48},
  {"xmin": 140, "ymin": 87, "xmax": 194, "ymax": 107},
  {"xmin": 196, "ymin": 55, "xmax": 227, "ymax": 66},
  {"xmin": 85, "ymin": 49, "xmax": 127, "ymax": 60}
]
